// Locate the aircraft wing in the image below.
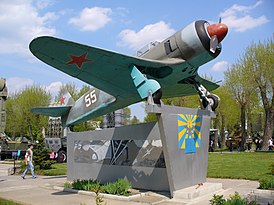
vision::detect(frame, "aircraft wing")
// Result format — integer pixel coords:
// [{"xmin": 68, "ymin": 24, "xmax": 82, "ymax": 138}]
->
[{"xmin": 30, "ymin": 36, "xmax": 218, "ymax": 102}]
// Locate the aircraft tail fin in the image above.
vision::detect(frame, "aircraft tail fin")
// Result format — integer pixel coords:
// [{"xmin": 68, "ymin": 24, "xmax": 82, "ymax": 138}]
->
[
  {"xmin": 31, "ymin": 88, "xmax": 75, "ymax": 117},
  {"xmin": 55, "ymin": 88, "xmax": 75, "ymax": 107}
]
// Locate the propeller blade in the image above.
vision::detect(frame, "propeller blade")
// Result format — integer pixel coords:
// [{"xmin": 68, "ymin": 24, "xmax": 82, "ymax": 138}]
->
[
  {"xmin": 210, "ymin": 35, "xmax": 218, "ymax": 53},
  {"xmin": 218, "ymin": 17, "xmax": 222, "ymax": 23}
]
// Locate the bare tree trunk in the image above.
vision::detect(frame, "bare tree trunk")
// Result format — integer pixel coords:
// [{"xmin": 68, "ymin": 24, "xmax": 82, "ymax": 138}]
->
[
  {"xmin": 212, "ymin": 117, "xmax": 219, "ymax": 149},
  {"xmin": 220, "ymin": 113, "xmax": 226, "ymax": 148},
  {"xmin": 240, "ymin": 105, "xmax": 247, "ymax": 150},
  {"xmin": 28, "ymin": 119, "xmax": 33, "ymax": 142},
  {"xmin": 247, "ymin": 109, "xmax": 253, "ymax": 136},
  {"xmin": 262, "ymin": 107, "xmax": 274, "ymax": 150}
]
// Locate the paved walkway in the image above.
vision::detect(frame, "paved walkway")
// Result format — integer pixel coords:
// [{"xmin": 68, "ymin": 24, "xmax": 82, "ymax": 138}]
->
[{"xmin": 0, "ymin": 163, "xmax": 273, "ymax": 205}]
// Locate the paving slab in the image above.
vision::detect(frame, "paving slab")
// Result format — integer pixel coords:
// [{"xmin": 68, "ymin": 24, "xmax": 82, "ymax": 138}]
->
[{"xmin": 0, "ymin": 163, "xmax": 273, "ymax": 205}]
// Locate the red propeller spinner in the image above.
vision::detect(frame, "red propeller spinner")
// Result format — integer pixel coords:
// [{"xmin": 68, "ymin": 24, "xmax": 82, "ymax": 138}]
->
[{"xmin": 207, "ymin": 23, "xmax": 228, "ymax": 43}]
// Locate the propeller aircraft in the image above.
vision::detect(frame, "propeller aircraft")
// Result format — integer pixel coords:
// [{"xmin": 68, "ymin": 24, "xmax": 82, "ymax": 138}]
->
[{"xmin": 30, "ymin": 20, "xmax": 228, "ymax": 126}]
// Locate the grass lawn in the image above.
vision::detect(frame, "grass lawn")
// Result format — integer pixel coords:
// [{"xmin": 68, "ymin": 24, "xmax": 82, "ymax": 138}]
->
[
  {"xmin": 38, "ymin": 163, "xmax": 67, "ymax": 176},
  {"xmin": 40, "ymin": 152, "xmax": 273, "ymax": 182},
  {"xmin": 0, "ymin": 197, "xmax": 23, "ymax": 205},
  {"xmin": 207, "ymin": 152, "xmax": 273, "ymax": 180}
]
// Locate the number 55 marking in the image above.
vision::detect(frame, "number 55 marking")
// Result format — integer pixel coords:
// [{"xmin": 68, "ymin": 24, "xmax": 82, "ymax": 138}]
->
[{"xmin": 85, "ymin": 90, "xmax": 97, "ymax": 107}]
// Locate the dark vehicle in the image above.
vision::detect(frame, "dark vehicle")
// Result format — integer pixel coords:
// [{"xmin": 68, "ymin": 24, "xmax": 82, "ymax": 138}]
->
[
  {"xmin": 0, "ymin": 133, "xmax": 28, "ymax": 160},
  {"xmin": 225, "ymin": 129, "xmax": 241, "ymax": 150},
  {"xmin": 44, "ymin": 117, "xmax": 67, "ymax": 163},
  {"xmin": 45, "ymin": 137, "xmax": 67, "ymax": 163}
]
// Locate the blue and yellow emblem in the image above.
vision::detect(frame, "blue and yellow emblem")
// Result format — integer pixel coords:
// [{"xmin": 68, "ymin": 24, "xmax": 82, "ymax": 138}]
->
[{"xmin": 178, "ymin": 114, "xmax": 201, "ymax": 154}]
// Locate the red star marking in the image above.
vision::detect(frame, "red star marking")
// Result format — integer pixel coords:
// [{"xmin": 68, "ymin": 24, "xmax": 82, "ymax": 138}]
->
[
  {"xmin": 66, "ymin": 52, "xmax": 92, "ymax": 69},
  {"xmin": 59, "ymin": 96, "xmax": 66, "ymax": 105}
]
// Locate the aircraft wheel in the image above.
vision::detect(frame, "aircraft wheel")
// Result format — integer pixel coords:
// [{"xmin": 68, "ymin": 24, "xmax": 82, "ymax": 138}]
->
[
  {"xmin": 153, "ymin": 89, "xmax": 162, "ymax": 104},
  {"xmin": 207, "ymin": 94, "xmax": 219, "ymax": 111},
  {"xmin": 57, "ymin": 150, "xmax": 67, "ymax": 163}
]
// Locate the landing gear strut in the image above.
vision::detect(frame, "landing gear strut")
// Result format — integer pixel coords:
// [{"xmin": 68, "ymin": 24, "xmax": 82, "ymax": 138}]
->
[
  {"xmin": 152, "ymin": 89, "xmax": 162, "ymax": 104},
  {"xmin": 147, "ymin": 89, "xmax": 162, "ymax": 105},
  {"xmin": 194, "ymin": 83, "xmax": 219, "ymax": 111}
]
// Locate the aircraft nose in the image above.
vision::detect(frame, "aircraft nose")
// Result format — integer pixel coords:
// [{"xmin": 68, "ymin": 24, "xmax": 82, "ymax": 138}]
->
[{"xmin": 207, "ymin": 23, "xmax": 228, "ymax": 43}]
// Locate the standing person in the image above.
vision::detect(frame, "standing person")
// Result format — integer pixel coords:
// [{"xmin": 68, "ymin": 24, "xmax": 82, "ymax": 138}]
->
[
  {"xmin": 268, "ymin": 138, "xmax": 273, "ymax": 151},
  {"xmin": 259, "ymin": 138, "xmax": 263, "ymax": 150},
  {"xmin": 21, "ymin": 144, "xmax": 37, "ymax": 179},
  {"xmin": 238, "ymin": 139, "xmax": 242, "ymax": 152},
  {"xmin": 209, "ymin": 139, "xmax": 214, "ymax": 152},
  {"xmin": 229, "ymin": 139, "xmax": 233, "ymax": 152},
  {"xmin": 255, "ymin": 138, "xmax": 259, "ymax": 151},
  {"xmin": 246, "ymin": 136, "xmax": 252, "ymax": 152}
]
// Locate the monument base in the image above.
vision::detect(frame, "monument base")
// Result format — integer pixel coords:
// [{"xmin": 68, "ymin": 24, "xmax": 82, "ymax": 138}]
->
[
  {"xmin": 67, "ymin": 104, "xmax": 215, "ymax": 197},
  {"xmin": 173, "ymin": 182, "xmax": 223, "ymax": 200}
]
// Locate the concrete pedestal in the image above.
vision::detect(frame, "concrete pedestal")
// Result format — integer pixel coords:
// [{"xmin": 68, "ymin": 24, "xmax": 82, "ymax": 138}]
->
[{"xmin": 67, "ymin": 104, "xmax": 215, "ymax": 197}]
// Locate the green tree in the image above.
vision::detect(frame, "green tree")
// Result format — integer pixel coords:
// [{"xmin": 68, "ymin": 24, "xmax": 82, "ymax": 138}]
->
[
  {"xmin": 123, "ymin": 107, "xmax": 131, "ymax": 125},
  {"xmin": 77, "ymin": 85, "xmax": 90, "ymax": 100},
  {"xmin": 6, "ymin": 86, "xmax": 51, "ymax": 140},
  {"xmin": 212, "ymin": 86, "xmax": 240, "ymax": 147},
  {"xmin": 162, "ymin": 95, "xmax": 200, "ymax": 108},
  {"xmin": 33, "ymin": 133, "xmax": 55, "ymax": 170},
  {"xmin": 243, "ymin": 38, "xmax": 274, "ymax": 150},
  {"xmin": 6, "ymin": 94, "xmax": 22, "ymax": 139},
  {"xmin": 144, "ymin": 113, "xmax": 158, "ymax": 123},
  {"xmin": 56, "ymin": 82, "xmax": 78, "ymax": 101},
  {"xmin": 130, "ymin": 116, "xmax": 140, "ymax": 124},
  {"xmin": 224, "ymin": 60, "xmax": 257, "ymax": 149}
]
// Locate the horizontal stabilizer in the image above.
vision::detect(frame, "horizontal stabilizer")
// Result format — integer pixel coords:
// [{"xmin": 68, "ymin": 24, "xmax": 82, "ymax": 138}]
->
[{"xmin": 31, "ymin": 106, "xmax": 71, "ymax": 117}]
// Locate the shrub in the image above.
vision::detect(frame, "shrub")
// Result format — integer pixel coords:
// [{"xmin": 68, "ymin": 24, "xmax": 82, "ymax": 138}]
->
[
  {"xmin": 33, "ymin": 134, "xmax": 55, "ymax": 170},
  {"xmin": 64, "ymin": 181, "xmax": 72, "ymax": 188},
  {"xmin": 227, "ymin": 192, "xmax": 248, "ymax": 205},
  {"xmin": 259, "ymin": 178, "xmax": 274, "ymax": 190},
  {"xmin": 70, "ymin": 178, "xmax": 132, "ymax": 196},
  {"xmin": 83, "ymin": 181, "xmax": 101, "ymax": 192},
  {"xmin": 101, "ymin": 179, "xmax": 131, "ymax": 196},
  {"xmin": 210, "ymin": 192, "xmax": 259, "ymax": 205},
  {"xmin": 72, "ymin": 179, "xmax": 99, "ymax": 191},
  {"xmin": 209, "ymin": 194, "xmax": 226, "ymax": 205}
]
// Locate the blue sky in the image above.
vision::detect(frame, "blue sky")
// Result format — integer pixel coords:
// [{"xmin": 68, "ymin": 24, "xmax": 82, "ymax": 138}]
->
[{"xmin": 0, "ymin": 0, "xmax": 273, "ymax": 120}]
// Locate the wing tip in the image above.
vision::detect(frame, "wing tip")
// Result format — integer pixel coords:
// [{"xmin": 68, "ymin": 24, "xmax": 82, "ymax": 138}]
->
[{"xmin": 29, "ymin": 36, "xmax": 54, "ymax": 54}]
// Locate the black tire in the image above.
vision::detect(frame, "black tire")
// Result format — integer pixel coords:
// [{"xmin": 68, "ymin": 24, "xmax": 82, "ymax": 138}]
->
[
  {"xmin": 0, "ymin": 154, "xmax": 6, "ymax": 161},
  {"xmin": 57, "ymin": 150, "xmax": 67, "ymax": 163},
  {"xmin": 207, "ymin": 94, "xmax": 219, "ymax": 111},
  {"xmin": 201, "ymin": 98, "xmax": 208, "ymax": 109}
]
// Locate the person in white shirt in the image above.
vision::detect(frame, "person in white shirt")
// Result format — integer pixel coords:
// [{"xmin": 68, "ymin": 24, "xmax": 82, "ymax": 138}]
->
[
  {"xmin": 268, "ymin": 138, "xmax": 273, "ymax": 151},
  {"xmin": 21, "ymin": 144, "xmax": 37, "ymax": 179}
]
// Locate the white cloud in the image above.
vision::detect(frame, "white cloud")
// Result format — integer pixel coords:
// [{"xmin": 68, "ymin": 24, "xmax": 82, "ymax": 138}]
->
[
  {"xmin": 69, "ymin": 7, "xmax": 112, "ymax": 32},
  {"xmin": 0, "ymin": 0, "xmax": 56, "ymax": 56},
  {"xmin": 211, "ymin": 61, "xmax": 229, "ymax": 72},
  {"xmin": 118, "ymin": 21, "xmax": 176, "ymax": 51},
  {"xmin": 220, "ymin": 0, "xmax": 269, "ymax": 32},
  {"xmin": 6, "ymin": 77, "xmax": 34, "ymax": 94},
  {"xmin": 45, "ymin": 81, "xmax": 63, "ymax": 97},
  {"xmin": 35, "ymin": 0, "xmax": 53, "ymax": 10},
  {"xmin": 6, "ymin": 78, "xmax": 63, "ymax": 97}
]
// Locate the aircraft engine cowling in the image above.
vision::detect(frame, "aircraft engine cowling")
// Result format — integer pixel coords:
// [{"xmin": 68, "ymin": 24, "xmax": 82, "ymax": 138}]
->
[
  {"xmin": 141, "ymin": 20, "xmax": 228, "ymax": 68},
  {"xmin": 175, "ymin": 21, "xmax": 221, "ymax": 62}
]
